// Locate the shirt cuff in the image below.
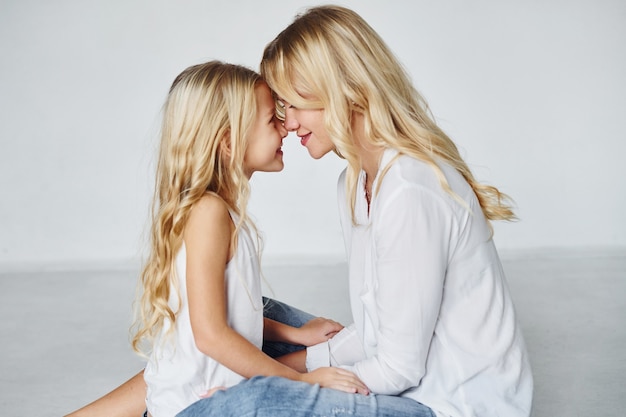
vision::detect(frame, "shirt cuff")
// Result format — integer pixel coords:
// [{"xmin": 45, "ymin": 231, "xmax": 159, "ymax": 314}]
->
[
  {"xmin": 305, "ymin": 341, "xmax": 330, "ymax": 371},
  {"xmin": 328, "ymin": 325, "xmax": 366, "ymax": 366}
]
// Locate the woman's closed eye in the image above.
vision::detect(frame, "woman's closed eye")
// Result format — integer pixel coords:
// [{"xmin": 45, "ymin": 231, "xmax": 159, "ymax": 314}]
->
[{"xmin": 277, "ymin": 99, "xmax": 296, "ymax": 110}]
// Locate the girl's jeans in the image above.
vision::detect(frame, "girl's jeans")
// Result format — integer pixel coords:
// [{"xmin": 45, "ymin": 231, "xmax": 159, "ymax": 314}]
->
[{"xmin": 176, "ymin": 298, "xmax": 434, "ymax": 417}]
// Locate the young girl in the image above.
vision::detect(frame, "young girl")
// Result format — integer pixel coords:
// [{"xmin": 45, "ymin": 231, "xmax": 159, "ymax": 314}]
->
[
  {"xmin": 77, "ymin": 60, "xmax": 368, "ymax": 417},
  {"xmin": 177, "ymin": 5, "xmax": 533, "ymax": 417}
]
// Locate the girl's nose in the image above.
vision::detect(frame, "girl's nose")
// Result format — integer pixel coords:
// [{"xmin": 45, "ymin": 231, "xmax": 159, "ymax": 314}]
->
[{"xmin": 275, "ymin": 118, "xmax": 288, "ymax": 138}]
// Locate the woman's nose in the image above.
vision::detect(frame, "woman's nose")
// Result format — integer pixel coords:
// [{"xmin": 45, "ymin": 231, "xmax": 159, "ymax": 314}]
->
[{"xmin": 283, "ymin": 108, "xmax": 299, "ymax": 131}]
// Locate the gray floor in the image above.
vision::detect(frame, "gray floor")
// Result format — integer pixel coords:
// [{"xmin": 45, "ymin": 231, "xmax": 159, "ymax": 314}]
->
[{"xmin": 1, "ymin": 252, "xmax": 625, "ymax": 416}]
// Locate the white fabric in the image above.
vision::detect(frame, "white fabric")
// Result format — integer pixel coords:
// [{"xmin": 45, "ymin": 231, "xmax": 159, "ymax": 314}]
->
[
  {"xmin": 144, "ymin": 218, "xmax": 264, "ymax": 417},
  {"xmin": 307, "ymin": 149, "xmax": 533, "ymax": 417}
]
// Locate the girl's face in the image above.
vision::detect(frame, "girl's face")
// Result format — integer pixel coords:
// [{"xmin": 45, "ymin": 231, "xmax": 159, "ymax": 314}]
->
[
  {"xmin": 243, "ymin": 83, "xmax": 288, "ymax": 177},
  {"xmin": 279, "ymin": 99, "xmax": 334, "ymax": 159}
]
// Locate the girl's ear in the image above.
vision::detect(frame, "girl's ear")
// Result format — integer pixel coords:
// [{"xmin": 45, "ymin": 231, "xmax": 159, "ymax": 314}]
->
[
  {"xmin": 220, "ymin": 131, "xmax": 232, "ymax": 159},
  {"xmin": 221, "ymin": 143, "xmax": 231, "ymax": 159}
]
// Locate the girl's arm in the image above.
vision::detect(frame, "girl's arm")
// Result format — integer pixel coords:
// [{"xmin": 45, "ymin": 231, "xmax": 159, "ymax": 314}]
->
[
  {"xmin": 63, "ymin": 370, "xmax": 146, "ymax": 417},
  {"xmin": 263, "ymin": 317, "xmax": 343, "ymax": 373},
  {"xmin": 273, "ymin": 349, "xmax": 307, "ymax": 372},
  {"xmin": 263, "ymin": 316, "xmax": 343, "ymax": 347},
  {"xmin": 186, "ymin": 195, "xmax": 368, "ymax": 395}
]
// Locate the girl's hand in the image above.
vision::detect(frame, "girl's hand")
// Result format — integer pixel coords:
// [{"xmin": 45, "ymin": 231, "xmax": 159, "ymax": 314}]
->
[
  {"xmin": 301, "ymin": 367, "xmax": 370, "ymax": 396},
  {"xmin": 199, "ymin": 386, "xmax": 226, "ymax": 398},
  {"xmin": 296, "ymin": 317, "xmax": 343, "ymax": 346}
]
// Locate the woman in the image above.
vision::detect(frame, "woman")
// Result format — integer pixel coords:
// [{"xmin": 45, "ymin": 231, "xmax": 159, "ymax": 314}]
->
[{"xmin": 178, "ymin": 5, "xmax": 533, "ymax": 417}]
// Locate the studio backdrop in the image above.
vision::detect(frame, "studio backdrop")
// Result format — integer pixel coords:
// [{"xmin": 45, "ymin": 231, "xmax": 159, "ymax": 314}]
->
[{"xmin": 0, "ymin": 0, "xmax": 624, "ymax": 270}]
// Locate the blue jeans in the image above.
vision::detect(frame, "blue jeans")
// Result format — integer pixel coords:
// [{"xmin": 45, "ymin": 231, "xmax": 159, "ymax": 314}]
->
[
  {"xmin": 176, "ymin": 298, "xmax": 434, "ymax": 417},
  {"xmin": 176, "ymin": 375, "xmax": 434, "ymax": 417}
]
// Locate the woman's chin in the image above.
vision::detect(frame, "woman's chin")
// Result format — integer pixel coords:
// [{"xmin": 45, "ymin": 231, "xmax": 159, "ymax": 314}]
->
[{"xmin": 308, "ymin": 148, "xmax": 333, "ymax": 160}]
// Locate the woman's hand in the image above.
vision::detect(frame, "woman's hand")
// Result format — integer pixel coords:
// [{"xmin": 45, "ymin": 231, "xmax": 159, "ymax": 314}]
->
[
  {"xmin": 295, "ymin": 317, "xmax": 343, "ymax": 346},
  {"xmin": 300, "ymin": 367, "xmax": 370, "ymax": 396}
]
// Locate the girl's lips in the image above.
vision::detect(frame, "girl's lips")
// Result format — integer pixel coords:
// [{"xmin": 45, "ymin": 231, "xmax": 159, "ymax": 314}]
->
[{"xmin": 300, "ymin": 133, "xmax": 311, "ymax": 146}]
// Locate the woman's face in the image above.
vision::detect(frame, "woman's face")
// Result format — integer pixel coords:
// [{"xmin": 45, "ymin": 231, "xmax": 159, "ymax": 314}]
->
[{"xmin": 279, "ymin": 98, "xmax": 334, "ymax": 159}]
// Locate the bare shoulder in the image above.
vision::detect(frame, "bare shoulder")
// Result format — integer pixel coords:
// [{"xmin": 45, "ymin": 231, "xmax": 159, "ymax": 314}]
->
[
  {"xmin": 185, "ymin": 193, "xmax": 233, "ymax": 237},
  {"xmin": 192, "ymin": 193, "xmax": 231, "ymax": 217}
]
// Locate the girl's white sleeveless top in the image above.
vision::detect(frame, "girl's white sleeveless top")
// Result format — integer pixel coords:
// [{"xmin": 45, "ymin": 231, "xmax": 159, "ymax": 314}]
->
[{"xmin": 144, "ymin": 220, "xmax": 264, "ymax": 417}]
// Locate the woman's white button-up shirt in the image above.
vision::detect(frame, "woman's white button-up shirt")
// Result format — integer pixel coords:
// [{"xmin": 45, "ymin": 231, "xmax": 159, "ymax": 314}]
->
[{"xmin": 306, "ymin": 149, "xmax": 533, "ymax": 417}]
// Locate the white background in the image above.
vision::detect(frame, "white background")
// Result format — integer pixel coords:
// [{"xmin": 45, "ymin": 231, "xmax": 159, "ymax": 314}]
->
[{"xmin": 1, "ymin": 0, "xmax": 624, "ymax": 270}]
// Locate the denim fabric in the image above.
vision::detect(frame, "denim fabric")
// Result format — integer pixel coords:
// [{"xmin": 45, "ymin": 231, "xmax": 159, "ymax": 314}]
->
[
  {"xmin": 176, "ymin": 376, "xmax": 434, "ymax": 417},
  {"xmin": 261, "ymin": 297, "xmax": 316, "ymax": 358},
  {"xmin": 176, "ymin": 299, "xmax": 434, "ymax": 416}
]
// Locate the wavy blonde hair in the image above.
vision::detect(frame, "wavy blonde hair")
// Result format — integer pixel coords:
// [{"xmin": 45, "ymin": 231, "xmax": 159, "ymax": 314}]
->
[
  {"xmin": 261, "ymin": 5, "xmax": 515, "ymax": 223},
  {"xmin": 131, "ymin": 61, "xmax": 261, "ymax": 355}
]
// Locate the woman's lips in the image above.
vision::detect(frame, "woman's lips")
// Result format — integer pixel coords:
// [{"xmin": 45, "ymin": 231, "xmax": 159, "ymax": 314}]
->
[{"xmin": 300, "ymin": 133, "xmax": 311, "ymax": 146}]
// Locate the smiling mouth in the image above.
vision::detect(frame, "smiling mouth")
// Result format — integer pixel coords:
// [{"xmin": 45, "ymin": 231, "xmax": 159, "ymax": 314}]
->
[{"xmin": 300, "ymin": 133, "xmax": 311, "ymax": 146}]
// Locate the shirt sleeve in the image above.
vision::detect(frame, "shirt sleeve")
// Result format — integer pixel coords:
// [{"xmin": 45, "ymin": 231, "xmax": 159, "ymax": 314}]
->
[
  {"xmin": 305, "ymin": 324, "xmax": 367, "ymax": 371},
  {"xmin": 345, "ymin": 185, "xmax": 456, "ymax": 395}
]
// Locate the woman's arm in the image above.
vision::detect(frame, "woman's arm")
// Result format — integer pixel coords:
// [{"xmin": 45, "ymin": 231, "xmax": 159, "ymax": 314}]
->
[
  {"xmin": 347, "ymin": 187, "xmax": 451, "ymax": 394},
  {"xmin": 185, "ymin": 196, "xmax": 368, "ymax": 395},
  {"xmin": 63, "ymin": 370, "xmax": 146, "ymax": 417}
]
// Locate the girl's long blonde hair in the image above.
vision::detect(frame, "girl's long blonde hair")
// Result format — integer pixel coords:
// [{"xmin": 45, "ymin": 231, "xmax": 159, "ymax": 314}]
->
[
  {"xmin": 261, "ymin": 5, "xmax": 515, "ymax": 223},
  {"xmin": 131, "ymin": 61, "xmax": 261, "ymax": 355}
]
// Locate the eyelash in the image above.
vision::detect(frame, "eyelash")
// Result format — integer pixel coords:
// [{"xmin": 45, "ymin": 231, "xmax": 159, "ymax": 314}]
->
[{"xmin": 277, "ymin": 100, "xmax": 296, "ymax": 110}]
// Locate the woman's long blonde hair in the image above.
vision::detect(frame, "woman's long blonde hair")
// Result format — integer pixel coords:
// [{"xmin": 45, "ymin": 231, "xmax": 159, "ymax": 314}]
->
[
  {"xmin": 131, "ymin": 61, "xmax": 261, "ymax": 355},
  {"xmin": 261, "ymin": 5, "xmax": 515, "ymax": 223}
]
